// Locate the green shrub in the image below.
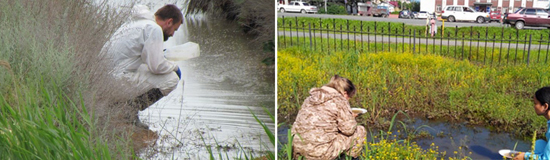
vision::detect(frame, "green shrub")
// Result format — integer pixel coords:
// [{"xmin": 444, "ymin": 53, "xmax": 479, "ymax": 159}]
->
[
  {"xmin": 277, "ymin": 45, "xmax": 550, "ymax": 138},
  {"xmin": 318, "ymin": 4, "xmax": 347, "ymax": 15}
]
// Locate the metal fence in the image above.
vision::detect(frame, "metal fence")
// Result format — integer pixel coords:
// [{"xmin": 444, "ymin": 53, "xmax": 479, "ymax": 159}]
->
[{"xmin": 278, "ymin": 16, "xmax": 550, "ymax": 66}]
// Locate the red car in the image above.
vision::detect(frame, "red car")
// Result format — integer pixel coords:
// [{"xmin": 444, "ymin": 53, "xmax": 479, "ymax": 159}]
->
[
  {"xmin": 503, "ymin": 7, "xmax": 550, "ymax": 29},
  {"xmin": 489, "ymin": 12, "xmax": 502, "ymax": 23}
]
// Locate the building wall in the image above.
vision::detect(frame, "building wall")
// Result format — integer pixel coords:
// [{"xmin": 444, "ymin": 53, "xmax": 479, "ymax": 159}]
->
[
  {"xmin": 534, "ymin": 0, "xmax": 550, "ymax": 8},
  {"xmin": 527, "ymin": 0, "xmax": 534, "ymax": 7},
  {"xmin": 421, "ymin": 0, "xmax": 437, "ymax": 12}
]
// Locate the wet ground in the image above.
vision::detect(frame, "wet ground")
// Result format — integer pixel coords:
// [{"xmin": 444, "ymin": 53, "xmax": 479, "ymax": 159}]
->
[
  {"xmin": 278, "ymin": 118, "xmax": 531, "ymax": 160},
  {"xmin": 133, "ymin": 6, "xmax": 275, "ymax": 159}
]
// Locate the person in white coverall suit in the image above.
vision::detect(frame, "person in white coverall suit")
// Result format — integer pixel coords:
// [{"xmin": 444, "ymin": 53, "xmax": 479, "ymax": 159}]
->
[{"xmin": 104, "ymin": 4, "xmax": 183, "ymax": 129}]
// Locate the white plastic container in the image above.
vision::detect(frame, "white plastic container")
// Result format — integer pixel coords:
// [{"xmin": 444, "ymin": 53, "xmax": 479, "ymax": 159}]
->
[{"xmin": 164, "ymin": 42, "xmax": 200, "ymax": 61}]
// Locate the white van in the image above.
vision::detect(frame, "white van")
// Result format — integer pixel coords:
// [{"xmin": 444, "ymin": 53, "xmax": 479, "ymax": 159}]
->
[{"xmin": 441, "ymin": 5, "xmax": 490, "ymax": 23}]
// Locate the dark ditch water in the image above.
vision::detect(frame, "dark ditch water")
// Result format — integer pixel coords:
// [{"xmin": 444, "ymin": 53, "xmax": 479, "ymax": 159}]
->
[{"xmin": 278, "ymin": 118, "xmax": 531, "ymax": 159}]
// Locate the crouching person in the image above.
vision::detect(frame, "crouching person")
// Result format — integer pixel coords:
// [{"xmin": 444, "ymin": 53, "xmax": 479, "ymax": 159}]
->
[
  {"xmin": 103, "ymin": 4, "xmax": 183, "ymax": 129},
  {"xmin": 291, "ymin": 75, "xmax": 366, "ymax": 160}
]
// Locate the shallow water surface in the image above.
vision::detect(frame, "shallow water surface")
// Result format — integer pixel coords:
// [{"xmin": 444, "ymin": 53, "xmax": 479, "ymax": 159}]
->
[{"xmin": 278, "ymin": 118, "xmax": 531, "ymax": 159}]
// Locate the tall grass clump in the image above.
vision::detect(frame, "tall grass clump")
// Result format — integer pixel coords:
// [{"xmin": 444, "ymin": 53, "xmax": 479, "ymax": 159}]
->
[
  {"xmin": 277, "ymin": 47, "xmax": 550, "ymax": 138},
  {"xmin": 0, "ymin": 0, "xmax": 138, "ymax": 158}
]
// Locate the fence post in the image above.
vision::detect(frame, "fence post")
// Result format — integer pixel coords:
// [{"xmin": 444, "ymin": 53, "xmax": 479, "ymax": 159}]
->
[
  {"xmin": 360, "ymin": 21, "xmax": 363, "ymax": 53},
  {"xmin": 469, "ymin": 26, "xmax": 473, "ymax": 61},
  {"xmin": 347, "ymin": 20, "xmax": 350, "ymax": 52},
  {"xmin": 413, "ymin": 30, "xmax": 416, "ymax": 54},
  {"xmin": 282, "ymin": 16, "xmax": 285, "ymax": 48},
  {"xmin": 289, "ymin": 21, "xmax": 293, "ymax": 46},
  {"xmin": 309, "ymin": 23, "xmax": 312, "ymax": 49},
  {"xmin": 375, "ymin": 21, "xmax": 377, "ymax": 53},
  {"xmin": 340, "ymin": 25, "xmax": 343, "ymax": 51},
  {"xmin": 320, "ymin": 18, "xmax": 322, "ymax": 52},
  {"xmin": 403, "ymin": 23, "xmax": 405, "ymax": 52},
  {"xmin": 527, "ymin": 34, "xmax": 532, "ymax": 66},
  {"xmin": 388, "ymin": 22, "xmax": 391, "ymax": 52}
]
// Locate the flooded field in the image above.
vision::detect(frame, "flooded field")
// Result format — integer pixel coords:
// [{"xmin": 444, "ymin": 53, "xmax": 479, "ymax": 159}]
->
[
  {"xmin": 278, "ymin": 118, "xmax": 531, "ymax": 159},
  {"xmin": 133, "ymin": 3, "xmax": 274, "ymax": 159}
]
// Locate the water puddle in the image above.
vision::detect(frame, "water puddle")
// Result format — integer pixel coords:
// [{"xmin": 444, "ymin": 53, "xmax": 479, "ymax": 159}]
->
[{"xmin": 278, "ymin": 118, "xmax": 531, "ymax": 159}]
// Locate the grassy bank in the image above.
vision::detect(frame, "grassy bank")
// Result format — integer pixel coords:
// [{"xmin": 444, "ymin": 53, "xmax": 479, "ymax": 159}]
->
[
  {"xmin": 279, "ymin": 36, "xmax": 550, "ymax": 66},
  {"xmin": 278, "ymin": 17, "xmax": 550, "ymax": 42},
  {"xmin": 0, "ymin": 0, "xmax": 135, "ymax": 159},
  {"xmin": 277, "ymin": 46, "xmax": 550, "ymax": 137}
]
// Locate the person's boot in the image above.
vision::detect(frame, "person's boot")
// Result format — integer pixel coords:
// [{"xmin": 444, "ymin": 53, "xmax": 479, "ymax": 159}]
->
[
  {"xmin": 125, "ymin": 88, "xmax": 163, "ymax": 129},
  {"xmin": 131, "ymin": 88, "xmax": 164, "ymax": 111}
]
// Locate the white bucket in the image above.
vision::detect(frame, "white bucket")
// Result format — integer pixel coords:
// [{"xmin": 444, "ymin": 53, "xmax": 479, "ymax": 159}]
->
[{"xmin": 164, "ymin": 42, "xmax": 200, "ymax": 61}]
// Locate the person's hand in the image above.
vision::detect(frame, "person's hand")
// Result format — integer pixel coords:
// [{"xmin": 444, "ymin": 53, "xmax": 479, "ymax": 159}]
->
[
  {"xmin": 175, "ymin": 67, "xmax": 181, "ymax": 79},
  {"xmin": 513, "ymin": 152, "xmax": 525, "ymax": 160}
]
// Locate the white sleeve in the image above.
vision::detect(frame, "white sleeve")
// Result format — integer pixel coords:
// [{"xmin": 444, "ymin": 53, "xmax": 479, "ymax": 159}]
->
[{"xmin": 141, "ymin": 23, "xmax": 177, "ymax": 74}]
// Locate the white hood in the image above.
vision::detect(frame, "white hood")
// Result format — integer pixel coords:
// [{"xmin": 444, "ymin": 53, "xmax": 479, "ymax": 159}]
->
[{"xmin": 131, "ymin": 4, "xmax": 154, "ymax": 21}]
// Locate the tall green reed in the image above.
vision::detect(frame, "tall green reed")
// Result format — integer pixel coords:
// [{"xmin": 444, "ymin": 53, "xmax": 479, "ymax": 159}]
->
[{"xmin": 0, "ymin": 0, "xmax": 135, "ymax": 158}]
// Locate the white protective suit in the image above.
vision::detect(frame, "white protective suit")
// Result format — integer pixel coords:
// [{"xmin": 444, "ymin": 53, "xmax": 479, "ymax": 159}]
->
[{"xmin": 104, "ymin": 5, "xmax": 180, "ymax": 96}]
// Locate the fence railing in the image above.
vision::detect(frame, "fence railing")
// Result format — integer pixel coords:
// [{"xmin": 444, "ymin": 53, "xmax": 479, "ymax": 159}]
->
[{"xmin": 278, "ymin": 16, "xmax": 550, "ymax": 66}]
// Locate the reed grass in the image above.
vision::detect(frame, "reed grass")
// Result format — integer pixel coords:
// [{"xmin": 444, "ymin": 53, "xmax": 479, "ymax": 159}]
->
[{"xmin": 0, "ymin": 0, "xmax": 137, "ymax": 158}]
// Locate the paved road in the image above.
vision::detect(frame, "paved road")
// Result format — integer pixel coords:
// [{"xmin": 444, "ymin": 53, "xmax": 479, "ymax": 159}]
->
[
  {"xmin": 278, "ymin": 12, "xmax": 548, "ymax": 30},
  {"xmin": 278, "ymin": 30, "xmax": 550, "ymax": 50}
]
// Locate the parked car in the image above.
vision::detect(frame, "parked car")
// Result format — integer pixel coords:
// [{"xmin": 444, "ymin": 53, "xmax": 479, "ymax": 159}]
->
[
  {"xmin": 441, "ymin": 5, "xmax": 490, "ymax": 23},
  {"xmin": 489, "ymin": 12, "xmax": 502, "ymax": 23},
  {"xmin": 415, "ymin": 11, "xmax": 430, "ymax": 19},
  {"xmin": 503, "ymin": 7, "xmax": 550, "ymax": 29},
  {"xmin": 399, "ymin": 10, "xmax": 414, "ymax": 19},
  {"xmin": 368, "ymin": 6, "xmax": 389, "ymax": 17},
  {"xmin": 278, "ymin": 1, "xmax": 318, "ymax": 14},
  {"xmin": 359, "ymin": 5, "xmax": 389, "ymax": 17}
]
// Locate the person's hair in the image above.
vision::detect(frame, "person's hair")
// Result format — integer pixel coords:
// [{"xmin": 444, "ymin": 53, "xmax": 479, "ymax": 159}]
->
[
  {"xmin": 154, "ymin": 4, "xmax": 183, "ymax": 24},
  {"xmin": 324, "ymin": 75, "xmax": 356, "ymax": 98},
  {"xmin": 535, "ymin": 87, "xmax": 550, "ymax": 107}
]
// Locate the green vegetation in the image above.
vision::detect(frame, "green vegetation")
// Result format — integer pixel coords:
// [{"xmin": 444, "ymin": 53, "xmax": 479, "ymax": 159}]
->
[
  {"xmin": 317, "ymin": 3, "xmax": 348, "ymax": 15},
  {"xmin": 278, "ymin": 17, "xmax": 550, "ymax": 42},
  {"xmin": 277, "ymin": 44, "xmax": 550, "ymax": 138},
  {"xmin": 0, "ymin": 0, "xmax": 135, "ymax": 159},
  {"xmin": 279, "ymin": 36, "xmax": 550, "ymax": 66}
]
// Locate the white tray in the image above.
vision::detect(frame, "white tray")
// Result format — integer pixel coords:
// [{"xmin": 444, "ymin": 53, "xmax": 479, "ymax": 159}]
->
[
  {"xmin": 499, "ymin": 149, "xmax": 520, "ymax": 159},
  {"xmin": 351, "ymin": 108, "xmax": 368, "ymax": 114}
]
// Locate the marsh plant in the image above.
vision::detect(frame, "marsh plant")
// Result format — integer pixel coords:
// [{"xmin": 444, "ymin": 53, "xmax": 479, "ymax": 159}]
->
[
  {"xmin": 0, "ymin": 0, "xmax": 146, "ymax": 158},
  {"xmin": 278, "ymin": 46, "xmax": 550, "ymax": 137}
]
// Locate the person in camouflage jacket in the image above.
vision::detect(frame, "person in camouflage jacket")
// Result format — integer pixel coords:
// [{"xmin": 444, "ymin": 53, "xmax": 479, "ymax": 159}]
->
[{"xmin": 291, "ymin": 75, "xmax": 366, "ymax": 160}]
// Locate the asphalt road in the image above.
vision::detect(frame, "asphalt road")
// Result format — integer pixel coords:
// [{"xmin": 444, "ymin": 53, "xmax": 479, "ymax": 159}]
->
[{"xmin": 278, "ymin": 12, "xmax": 548, "ymax": 30}]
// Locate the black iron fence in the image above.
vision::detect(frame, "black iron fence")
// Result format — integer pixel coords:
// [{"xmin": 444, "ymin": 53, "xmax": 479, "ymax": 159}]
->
[{"xmin": 278, "ymin": 16, "xmax": 550, "ymax": 66}]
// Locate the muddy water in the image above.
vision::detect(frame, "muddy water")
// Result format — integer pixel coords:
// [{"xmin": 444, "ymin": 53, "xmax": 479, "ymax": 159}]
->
[
  {"xmin": 278, "ymin": 118, "xmax": 531, "ymax": 159},
  {"xmin": 134, "ymin": 5, "xmax": 274, "ymax": 159}
]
